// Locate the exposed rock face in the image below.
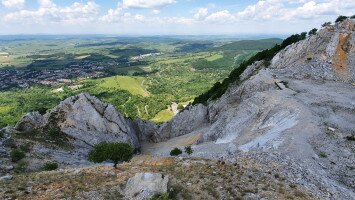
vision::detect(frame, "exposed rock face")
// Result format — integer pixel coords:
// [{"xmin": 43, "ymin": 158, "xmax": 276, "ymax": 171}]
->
[
  {"xmin": 125, "ymin": 172, "xmax": 169, "ymax": 200},
  {"xmin": 16, "ymin": 93, "xmax": 140, "ymax": 150},
  {"xmin": 15, "ymin": 112, "xmax": 46, "ymax": 132},
  {"xmin": 153, "ymin": 104, "xmax": 208, "ymax": 142},
  {"xmin": 147, "ymin": 20, "xmax": 355, "ymax": 199},
  {"xmin": 271, "ymin": 19, "xmax": 355, "ymax": 82},
  {"xmin": 48, "ymin": 93, "xmax": 140, "ymax": 150}
]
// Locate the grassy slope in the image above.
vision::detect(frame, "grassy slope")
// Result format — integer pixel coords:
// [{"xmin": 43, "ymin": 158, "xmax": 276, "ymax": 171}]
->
[
  {"xmin": 151, "ymin": 109, "xmax": 175, "ymax": 123},
  {"xmin": 97, "ymin": 76, "xmax": 149, "ymax": 97},
  {"xmin": 0, "ymin": 156, "xmax": 315, "ymax": 200}
]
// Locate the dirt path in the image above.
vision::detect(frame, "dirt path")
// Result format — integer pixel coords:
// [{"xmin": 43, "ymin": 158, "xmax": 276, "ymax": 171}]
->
[{"xmin": 141, "ymin": 80, "xmax": 150, "ymax": 97}]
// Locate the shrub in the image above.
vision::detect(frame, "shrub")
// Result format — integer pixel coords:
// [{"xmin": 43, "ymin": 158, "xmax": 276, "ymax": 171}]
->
[
  {"xmin": 150, "ymin": 193, "xmax": 170, "ymax": 200},
  {"xmin": 351, "ymin": 15, "xmax": 355, "ymax": 19},
  {"xmin": 346, "ymin": 135, "xmax": 355, "ymax": 141},
  {"xmin": 308, "ymin": 28, "xmax": 318, "ymax": 36},
  {"xmin": 42, "ymin": 162, "xmax": 59, "ymax": 171},
  {"xmin": 184, "ymin": 146, "xmax": 193, "ymax": 155},
  {"xmin": 10, "ymin": 149, "xmax": 26, "ymax": 162},
  {"xmin": 170, "ymin": 148, "xmax": 182, "ymax": 156},
  {"xmin": 335, "ymin": 16, "xmax": 348, "ymax": 23},
  {"xmin": 19, "ymin": 143, "xmax": 31, "ymax": 152},
  {"xmin": 319, "ymin": 152, "xmax": 327, "ymax": 158},
  {"xmin": 88, "ymin": 142, "xmax": 134, "ymax": 168},
  {"xmin": 0, "ymin": 130, "xmax": 4, "ymax": 138},
  {"xmin": 322, "ymin": 22, "xmax": 331, "ymax": 27},
  {"xmin": 14, "ymin": 161, "xmax": 27, "ymax": 174}
]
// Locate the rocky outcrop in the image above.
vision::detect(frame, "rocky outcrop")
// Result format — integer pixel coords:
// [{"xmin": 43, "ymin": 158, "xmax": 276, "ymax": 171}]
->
[
  {"xmin": 271, "ymin": 19, "xmax": 355, "ymax": 82},
  {"xmin": 16, "ymin": 93, "xmax": 140, "ymax": 150},
  {"xmin": 125, "ymin": 172, "xmax": 169, "ymax": 200},
  {"xmin": 145, "ymin": 19, "xmax": 355, "ymax": 199},
  {"xmin": 15, "ymin": 112, "xmax": 47, "ymax": 132},
  {"xmin": 153, "ymin": 104, "xmax": 209, "ymax": 142}
]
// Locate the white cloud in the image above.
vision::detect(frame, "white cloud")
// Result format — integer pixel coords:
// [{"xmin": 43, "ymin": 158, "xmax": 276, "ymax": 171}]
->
[
  {"xmin": 4, "ymin": 0, "xmax": 100, "ymax": 24},
  {"xmin": 2, "ymin": 0, "xmax": 25, "ymax": 9},
  {"xmin": 100, "ymin": 7, "xmax": 125, "ymax": 23},
  {"xmin": 122, "ymin": 0, "xmax": 176, "ymax": 9},
  {"xmin": 205, "ymin": 10, "xmax": 235, "ymax": 23},
  {"xmin": 236, "ymin": 0, "xmax": 355, "ymax": 21},
  {"xmin": 194, "ymin": 8, "xmax": 208, "ymax": 20}
]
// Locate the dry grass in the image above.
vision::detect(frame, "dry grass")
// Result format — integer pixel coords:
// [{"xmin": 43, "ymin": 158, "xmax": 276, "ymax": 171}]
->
[{"xmin": 0, "ymin": 155, "xmax": 316, "ymax": 200}]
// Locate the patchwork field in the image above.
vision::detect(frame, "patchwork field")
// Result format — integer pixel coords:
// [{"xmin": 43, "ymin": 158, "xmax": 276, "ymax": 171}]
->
[{"xmin": 0, "ymin": 36, "xmax": 282, "ymax": 127}]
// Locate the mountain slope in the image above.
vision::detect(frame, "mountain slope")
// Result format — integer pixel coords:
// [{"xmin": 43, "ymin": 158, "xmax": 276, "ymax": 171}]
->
[
  {"xmin": 147, "ymin": 19, "xmax": 355, "ymax": 199},
  {"xmin": 1, "ymin": 19, "xmax": 354, "ymax": 200}
]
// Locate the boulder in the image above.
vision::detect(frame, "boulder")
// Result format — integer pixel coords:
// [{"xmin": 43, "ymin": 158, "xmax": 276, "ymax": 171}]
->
[
  {"xmin": 125, "ymin": 172, "xmax": 169, "ymax": 200},
  {"xmin": 15, "ymin": 112, "xmax": 47, "ymax": 132},
  {"xmin": 0, "ymin": 174, "xmax": 13, "ymax": 181}
]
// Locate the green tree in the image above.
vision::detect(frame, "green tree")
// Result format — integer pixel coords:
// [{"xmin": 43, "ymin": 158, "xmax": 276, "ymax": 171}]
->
[
  {"xmin": 308, "ymin": 28, "xmax": 318, "ymax": 36},
  {"xmin": 351, "ymin": 15, "xmax": 355, "ymax": 19},
  {"xmin": 184, "ymin": 146, "xmax": 193, "ymax": 155},
  {"xmin": 322, "ymin": 22, "xmax": 331, "ymax": 27},
  {"xmin": 335, "ymin": 16, "xmax": 348, "ymax": 23},
  {"xmin": 170, "ymin": 147, "xmax": 182, "ymax": 156},
  {"xmin": 88, "ymin": 142, "xmax": 134, "ymax": 168}
]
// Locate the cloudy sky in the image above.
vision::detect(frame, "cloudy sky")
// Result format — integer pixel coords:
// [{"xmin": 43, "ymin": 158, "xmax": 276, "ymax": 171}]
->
[{"xmin": 0, "ymin": 0, "xmax": 354, "ymax": 35}]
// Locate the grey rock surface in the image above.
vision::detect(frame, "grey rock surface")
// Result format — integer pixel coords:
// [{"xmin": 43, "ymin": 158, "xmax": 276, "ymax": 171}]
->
[
  {"xmin": 15, "ymin": 112, "xmax": 47, "ymax": 132},
  {"xmin": 145, "ymin": 19, "xmax": 355, "ymax": 199},
  {"xmin": 0, "ymin": 174, "xmax": 13, "ymax": 181},
  {"xmin": 125, "ymin": 172, "xmax": 169, "ymax": 200}
]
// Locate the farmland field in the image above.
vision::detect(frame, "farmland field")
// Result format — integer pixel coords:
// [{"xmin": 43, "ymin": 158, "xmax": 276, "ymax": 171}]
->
[{"xmin": 0, "ymin": 36, "xmax": 282, "ymax": 127}]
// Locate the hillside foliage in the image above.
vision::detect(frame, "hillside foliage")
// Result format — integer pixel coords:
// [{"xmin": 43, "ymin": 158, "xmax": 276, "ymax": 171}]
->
[{"xmin": 193, "ymin": 33, "xmax": 307, "ymax": 105}]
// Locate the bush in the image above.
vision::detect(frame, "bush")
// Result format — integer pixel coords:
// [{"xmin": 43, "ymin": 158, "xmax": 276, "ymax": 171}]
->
[
  {"xmin": 42, "ymin": 162, "xmax": 59, "ymax": 171},
  {"xmin": 19, "ymin": 143, "xmax": 31, "ymax": 152},
  {"xmin": 88, "ymin": 142, "xmax": 134, "ymax": 168},
  {"xmin": 170, "ymin": 148, "xmax": 182, "ymax": 156},
  {"xmin": 308, "ymin": 28, "xmax": 318, "ymax": 36},
  {"xmin": 184, "ymin": 146, "xmax": 193, "ymax": 155},
  {"xmin": 150, "ymin": 193, "xmax": 170, "ymax": 200},
  {"xmin": 346, "ymin": 135, "xmax": 355, "ymax": 141},
  {"xmin": 0, "ymin": 130, "xmax": 4, "ymax": 138},
  {"xmin": 351, "ymin": 15, "xmax": 355, "ymax": 19},
  {"xmin": 335, "ymin": 16, "xmax": 348, "ymax": 23},
  {"xmin": 322, "ymin": 22, "xmax": 331, "ymax": 27},
  {"xmin": 14, "ymin": 161, "xmax": 27, "ymax": 174},
  {"xmin": 10, "ymin": 149, "xmax": 26, "ymax": 162}
]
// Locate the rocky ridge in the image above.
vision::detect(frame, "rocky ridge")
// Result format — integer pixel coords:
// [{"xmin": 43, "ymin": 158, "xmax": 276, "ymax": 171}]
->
[
  {"xmin": 146, "ymin": 19, "xmax": 355, "ymax": 199},
  {"xmin": 1, "ymin": 19, "xmax": 354, "ymax": 199}
]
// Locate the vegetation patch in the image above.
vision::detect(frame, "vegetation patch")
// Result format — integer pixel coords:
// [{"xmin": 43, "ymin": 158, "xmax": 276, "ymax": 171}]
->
[
  {"xmin": 97, "ymin": 76, "xmax": 149, "ymax": 97},
  {"xmin": 151, "ymin": 109, "xmax": 175, "ymax": 123},
  {"xmin": 42, "ymin": 162, "xmax": 59, "ymax": 171},
  {"xmin": 193, "ymin": 32, "xmax": 308, "ymax": 105},
  {"xmin": 170, "ymin": 148, "xmax": 183, "ymax": 156},
  {"xmin": 88, "ymin": 142, "xmax": 134, "ymax": 168},
  {"xmin": 10, "ymin": 149, "xmax": 26, "ymax": 162}
]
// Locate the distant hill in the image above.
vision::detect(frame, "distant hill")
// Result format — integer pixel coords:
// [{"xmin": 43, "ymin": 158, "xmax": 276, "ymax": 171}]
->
[{"xmin": 216, "ymin": 38, "xmax": 282, "ymax": 51}]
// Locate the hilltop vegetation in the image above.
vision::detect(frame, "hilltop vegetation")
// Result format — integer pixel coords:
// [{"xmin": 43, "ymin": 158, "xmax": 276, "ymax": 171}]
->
[
  {"xmin": 0, "ymin": 37, "xmax": 281, "ymax": 127},
  {"xmin": 193, "ymin": 34, "xmax": 307, "ymax": 105}
]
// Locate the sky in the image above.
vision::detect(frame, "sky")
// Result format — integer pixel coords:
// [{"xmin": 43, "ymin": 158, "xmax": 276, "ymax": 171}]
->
[{"xmin": 0, "ymin": 0, "xmax": 354, "ymax": 35}]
